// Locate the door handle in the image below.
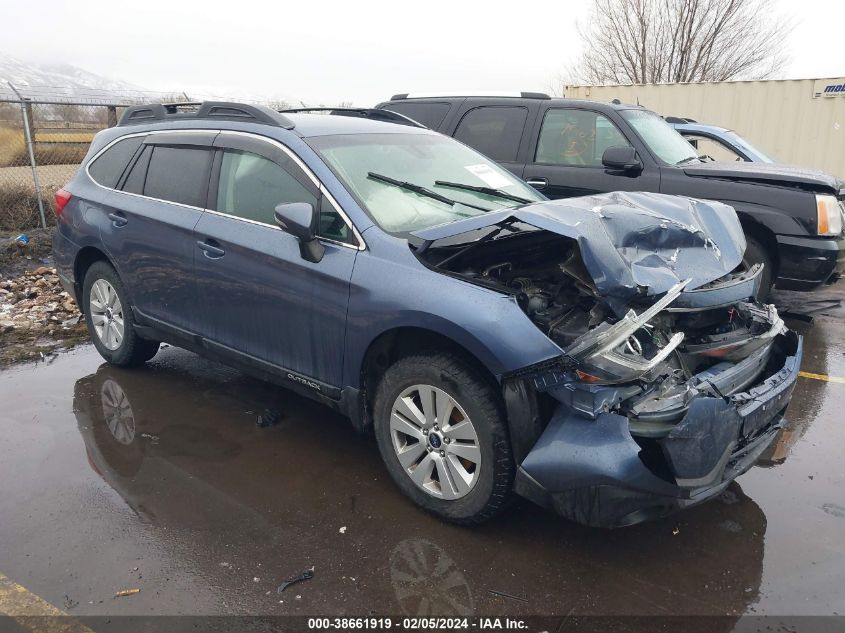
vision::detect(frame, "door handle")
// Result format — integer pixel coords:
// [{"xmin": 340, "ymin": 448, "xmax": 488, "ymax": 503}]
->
[
  {"xmin": 197, "ymin": 240, "xmax": 225, "ymax": 259},
  {"xmin": 108, "ymin": 212, "xmax": 128, "ymax": 227},
  {"xmin": 525, "ymin": 178, "xmax": 548, "ymax": 190}
]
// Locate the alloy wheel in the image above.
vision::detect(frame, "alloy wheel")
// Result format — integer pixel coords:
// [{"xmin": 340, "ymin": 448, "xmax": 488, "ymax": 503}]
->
[
  {"xmin": 89, "ymin": 279, "xmax": 125, "ymax": 350},
  {"xmin": 389, "ymin": 384, "xmax": 481, "ymax": 500}
]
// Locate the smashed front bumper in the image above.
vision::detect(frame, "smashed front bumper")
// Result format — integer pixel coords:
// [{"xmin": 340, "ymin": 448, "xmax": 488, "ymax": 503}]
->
[{"xmin": 512, "ymin": 330, "xmax": 802, "ymax": 528}]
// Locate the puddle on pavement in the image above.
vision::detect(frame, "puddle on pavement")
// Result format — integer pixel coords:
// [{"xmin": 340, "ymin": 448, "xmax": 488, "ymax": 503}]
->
[{"xmin": 1, "ymin": 320, "xmax": 843, "ymax": 618}]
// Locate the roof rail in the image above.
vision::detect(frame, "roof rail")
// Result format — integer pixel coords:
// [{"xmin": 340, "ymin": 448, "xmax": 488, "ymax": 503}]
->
[
  {"xmin": 388, "ymin": 91, "xmax": 552, "ymax": 100},
  {"xmin": 665, "ymin": 116, "xmax": 698, "ymax": 124},
  {"xmin": 280, "ymin": 107, "xmax": 426, "ymax": 128},
  {"xmin": 117, "ymin": 101, "xmax": 296, "ymax": 129}
]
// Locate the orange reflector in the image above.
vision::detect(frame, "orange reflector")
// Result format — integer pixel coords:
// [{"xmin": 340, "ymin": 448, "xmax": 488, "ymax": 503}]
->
[
  {"xmin": 576, "ymin": 369, "xmax": 603, "ymax": 383},
  {"xmin": 699, "ymin": 344, "xmax": 739, "ymax": 358},
  {"xmin": 818, "ymin": 197, "xmax": 830, "ymax": 235}
]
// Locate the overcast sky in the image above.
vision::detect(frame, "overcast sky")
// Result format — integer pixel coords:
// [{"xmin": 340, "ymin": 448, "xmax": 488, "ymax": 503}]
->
[{"xmin": 3, "ymin": 0, "xmax": 845, "ymax": 105}]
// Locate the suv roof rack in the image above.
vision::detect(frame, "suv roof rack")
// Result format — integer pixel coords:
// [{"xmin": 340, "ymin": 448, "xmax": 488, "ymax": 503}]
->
[
  {"xmin": 118, "ymin": 101, "xmax": 296, "ymax": 129},
  {"xmin": 280, "ymin": 107, "xmax": 426, "ymax": 128},
  {"xmin": 389, "ymin": 91, "xmax": 552, "ymax": 100}
]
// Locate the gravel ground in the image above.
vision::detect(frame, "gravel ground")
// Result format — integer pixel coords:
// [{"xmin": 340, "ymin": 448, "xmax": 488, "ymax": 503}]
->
[{"xmin": 0, "ymin": 228, "xmax": 88, "ymax": 365}]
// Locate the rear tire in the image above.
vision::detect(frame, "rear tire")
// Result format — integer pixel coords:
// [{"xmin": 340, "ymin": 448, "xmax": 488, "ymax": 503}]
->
[
  {"xmin": 373, "ymin": 352, "xmax": 514, "ymax": 524},
  {"xmin": 742, "ymin": 235, "xmax": 774, "ymax": 300},
  {"xmin": 83, "ymin": 261, "xmax": 160, "ymax": 367}
]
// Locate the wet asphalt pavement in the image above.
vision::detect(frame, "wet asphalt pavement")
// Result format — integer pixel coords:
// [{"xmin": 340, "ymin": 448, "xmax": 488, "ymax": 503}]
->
[{"xmin": 0, "ymin": 298, "xmax": 844, "ymax": 625}]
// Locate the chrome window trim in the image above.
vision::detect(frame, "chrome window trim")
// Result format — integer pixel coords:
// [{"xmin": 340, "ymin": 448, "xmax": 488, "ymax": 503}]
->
[
  {"xmin": 201, "ymin": 208, "xmax": 359, "ymax": 251},
  {"xmin": 85, "ymin": 129, "xmax": 217, "ymax": 213},
  {"xmin": 84, "ymin": 128, "xmax": 367, "ymax": 251}
]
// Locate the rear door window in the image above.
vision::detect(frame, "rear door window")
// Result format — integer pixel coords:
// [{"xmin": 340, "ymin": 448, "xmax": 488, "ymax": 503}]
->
[
  {"xmin": 143, "ymin": 146, "xmax": 213, "ymax": 207},
  {"xmin": 88, "ymin": 136, "xmax": 144, "ymax": 188},
  {"xmin": 536, "ymin": 109, "xmax": 630, "ymax": 166},
  {"xmin": 381, "ymin": 102, "xmax": 451, "ymax": 128},
  {"xmin": 453, "ymin": 106, "xmax": 528, "ymax": 163},
  {"xmin": 216, "ymin": 150, "xmax": 318, "ymax": 225}
]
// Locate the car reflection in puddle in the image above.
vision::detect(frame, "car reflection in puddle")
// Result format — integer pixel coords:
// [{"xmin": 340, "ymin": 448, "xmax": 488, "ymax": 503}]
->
[
  {"xmin": 100, "ymin": 378, "xmax": 136, "ymax": 445},
  {"xmin": 758, "ymin": 318, "xmax": 829, "ymax": 467},
  {"xmin": 73, "ymin": 350, "xmax": 773, "ymax": 619}
]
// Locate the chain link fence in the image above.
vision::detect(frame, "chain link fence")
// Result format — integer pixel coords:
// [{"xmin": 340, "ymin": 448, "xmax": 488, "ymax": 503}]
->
[
  {"xmin": 0, "ymin": 84, "xmax": 349, "ymax": 233},
  {"xmin": 0, "ymin": 93, "xmax": 131, "ymax": 232}
]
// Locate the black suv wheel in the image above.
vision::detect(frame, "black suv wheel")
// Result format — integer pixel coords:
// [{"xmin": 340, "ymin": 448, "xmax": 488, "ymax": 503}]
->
[{"xmin": 742, "ymin": 235, "xmax": 774, "ymax": 300}]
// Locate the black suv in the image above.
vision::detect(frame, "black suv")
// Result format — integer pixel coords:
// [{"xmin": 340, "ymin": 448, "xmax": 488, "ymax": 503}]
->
[{"xmin": 376, "ymin": 93, "xmax": 845, "ymax": 295}]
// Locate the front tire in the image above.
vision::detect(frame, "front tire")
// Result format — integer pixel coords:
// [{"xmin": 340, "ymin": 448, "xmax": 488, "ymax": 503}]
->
[
  {"xmin": 373, "ymin": 353, "xmax": 514, "ymax": 524},
  {"xmin": 83, "ymin": 261, "xmax": 160, "ymax": 367},
  {"xmin": 742, "ymin": 235, "xmax": 774, "ymax": 300}
]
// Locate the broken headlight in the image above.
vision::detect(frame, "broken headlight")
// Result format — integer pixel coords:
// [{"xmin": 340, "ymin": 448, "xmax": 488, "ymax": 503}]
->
[
  {"xmin": 574, "ymin": 330, "xmax": 684, "ymax": 384},
  {"xmin": 566, "ymin": 280, "xmax": 688, "ymax": 384}
]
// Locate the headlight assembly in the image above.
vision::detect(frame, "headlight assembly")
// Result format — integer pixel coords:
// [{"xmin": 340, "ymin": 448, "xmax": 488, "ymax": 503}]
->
[
  {"xmin": 566, "ymin": 279, "xmax": 688, "ymax": 384},
  {"xmin": 816, "ymin": 194, "xmax": 844, "ymax": 236}
]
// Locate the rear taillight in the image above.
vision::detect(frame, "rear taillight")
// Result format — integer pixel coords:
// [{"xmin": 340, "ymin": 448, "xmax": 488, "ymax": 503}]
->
[{"xmin": 54, "ymin": 188, "xmax": 72, "ymax": 218}]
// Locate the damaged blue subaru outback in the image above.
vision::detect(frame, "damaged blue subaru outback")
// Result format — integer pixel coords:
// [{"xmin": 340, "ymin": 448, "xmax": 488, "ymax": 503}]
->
[{"xmin": 52, "ymin": 102, "xmax": 802, "ymax": 528}]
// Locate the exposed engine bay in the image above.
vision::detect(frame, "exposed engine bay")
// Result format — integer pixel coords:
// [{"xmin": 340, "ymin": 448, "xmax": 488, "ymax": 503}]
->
[
  {"xmin": 422, "ymin": 229, "xmax": 789, "ymax": 439},
  {"xmin": 413, "ymin": 192, "xmax": 803, "ymax": 527},
  {"xmin": 412, "ymin": 192, "xmax": 802, "ymax": 527}
]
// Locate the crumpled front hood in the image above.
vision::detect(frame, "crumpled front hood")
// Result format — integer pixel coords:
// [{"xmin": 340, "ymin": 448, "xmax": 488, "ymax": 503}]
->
[
  {"xmin": 413, "ymin": 191, "xmax": 746, "ymax": 308},
  {"xmin": 682, "ymin": 161, "xmax": 843, "ymax": 193}
]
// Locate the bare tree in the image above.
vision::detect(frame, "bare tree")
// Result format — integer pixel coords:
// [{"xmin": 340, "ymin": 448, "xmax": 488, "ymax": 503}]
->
[{"xmin": 575, "ymin": 0, "xmax": 793, "ymax": 84}]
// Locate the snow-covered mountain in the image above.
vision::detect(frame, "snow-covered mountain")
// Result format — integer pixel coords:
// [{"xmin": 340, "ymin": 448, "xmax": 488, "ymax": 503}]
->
[
  {"xmin": 0, "ymin": 52, "xmax": 151, "ymax": 102},
  {"xmin": 0, "ymin": 52, "xmax": 322, "ymax": 108}
]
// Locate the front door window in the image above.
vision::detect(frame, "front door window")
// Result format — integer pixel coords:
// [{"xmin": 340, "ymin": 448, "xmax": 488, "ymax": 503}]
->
[{"xmin": 536, "ymin": 109, "xmax": 630, "ymax": 166}]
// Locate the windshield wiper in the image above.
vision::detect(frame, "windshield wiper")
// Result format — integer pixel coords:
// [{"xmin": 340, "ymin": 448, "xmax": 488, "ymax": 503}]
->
[
  {"xmin": 434, "ymin": 219, "xmax": 521, "ymax": 268},
  {"xmin": 675, "ymin": 156, "xmax": 703, "ymax": 166},
  {"xmin": 433, "ymin": 180, "xmax": 533, "ymax": 205},
  {"xmin": 367, "ymin": 172, "xmax": 492, "ymax": 212}
]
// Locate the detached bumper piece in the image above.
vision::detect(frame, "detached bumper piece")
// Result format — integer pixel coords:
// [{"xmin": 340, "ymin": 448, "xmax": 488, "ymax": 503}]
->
[{"xmin": 514, "ymin": 331, "xmax": 802, "ymax": 528}]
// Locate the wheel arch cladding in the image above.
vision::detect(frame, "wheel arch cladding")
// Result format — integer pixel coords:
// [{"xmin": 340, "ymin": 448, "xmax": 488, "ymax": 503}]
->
[
  {"xmin": 74, "ymin": 246, "xmax": 116, "ymax": 308},
  {"xmin": 359, "ymin": 326, "xmax": 502, "ymax": 429}
]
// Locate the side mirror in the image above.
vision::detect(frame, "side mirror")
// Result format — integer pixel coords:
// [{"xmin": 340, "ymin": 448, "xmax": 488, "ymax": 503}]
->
[
  {"xmin": 602, "ymin": 146, "xmax": 643, "ymax": 173},
  {"xmin": 274, "ymin": 202, "xmax": 324, "ymax": 263}
]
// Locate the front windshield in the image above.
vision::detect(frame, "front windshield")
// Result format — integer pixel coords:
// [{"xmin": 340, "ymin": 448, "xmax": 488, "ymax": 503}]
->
[
  {"xmin": 723, "ymin": 130, "xmax": 776, "ymax": 163},
  {"xmin": 620, "ymin": 109, "xmax": 700, "ymax": 165},
  {"xmin": 308, "ymin": 133, "xmax": 544, "ymax": 234}
]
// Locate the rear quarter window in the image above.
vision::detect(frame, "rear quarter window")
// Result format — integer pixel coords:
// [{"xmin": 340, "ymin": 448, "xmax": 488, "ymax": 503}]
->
[
  {"xmin": 143, "ymin": 145, "xmax": 213, "ymax": 208},
  {"xmin": 380, "ymin": 102, "xmax": 451, "ymax": 128},
  {"xmin": 87, "ymin": 136, "xmax": 144, "ymax": 188}
]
